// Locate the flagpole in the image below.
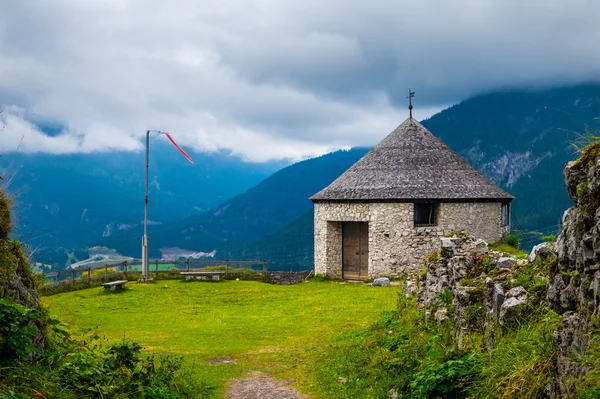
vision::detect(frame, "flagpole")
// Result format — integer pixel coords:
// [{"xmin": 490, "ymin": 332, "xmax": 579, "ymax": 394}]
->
[
  {"xmin": 141, "ymin": 130, "xmax": 193, "ymax": 281},
  {"xmin": 142, "ymin": 130, "xmax": 150, "ymax": 281}
]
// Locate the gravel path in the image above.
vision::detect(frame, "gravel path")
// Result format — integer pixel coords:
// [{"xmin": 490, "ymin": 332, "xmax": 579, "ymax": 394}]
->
[{"xmin": 226, "ymin": 373, "xmax": 306, "ymax": 399}]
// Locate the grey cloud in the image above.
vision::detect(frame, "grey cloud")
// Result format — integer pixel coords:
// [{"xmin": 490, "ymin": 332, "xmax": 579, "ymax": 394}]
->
[{"xmin": 0, "ymin": 0, "xmax": 599, "ymax": 161}]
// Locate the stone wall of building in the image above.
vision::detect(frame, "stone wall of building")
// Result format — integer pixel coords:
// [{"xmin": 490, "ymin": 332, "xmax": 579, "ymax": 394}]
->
[
  {"xmin": 440, "ymin": 202, "xmax": 506, "ymax": 244},
  {"xmin": 314, "ymin": 201, "xmax": 507, "ymax": 278}
]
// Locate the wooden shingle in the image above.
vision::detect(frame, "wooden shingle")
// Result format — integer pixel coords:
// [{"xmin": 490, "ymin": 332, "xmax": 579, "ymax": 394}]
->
[{"xmin": 311, "ymin": 118, "xmax": 514, "ymax": 202}]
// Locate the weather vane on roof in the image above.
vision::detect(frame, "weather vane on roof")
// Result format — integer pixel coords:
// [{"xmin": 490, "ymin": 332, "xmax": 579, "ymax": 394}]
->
[{"xmin": 408, "ymin": 89, "xmax": 415, "ymax": 118}]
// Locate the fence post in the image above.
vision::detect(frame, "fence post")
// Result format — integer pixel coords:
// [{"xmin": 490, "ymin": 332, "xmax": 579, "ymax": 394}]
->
[
  {"xmin": 226, "ymin": 261, "xmax": 229, "ymax": 274},
  {"xmin": 105, "ymin": 265, "xmax": 108, "ymax": 281},
  {"xmin": 263, "ymin": 260, "xmax": 268, "ymax": 273},
  {"xmin": 186, "ymin": 259, "xmax": 190, "ymax": 272},
  {"xmin": 55, "ymin": 272, "xmax": 59, "ymax": 286},
  {"xmin": 88, "ymin": 267, "xmax": 91, "ymax": 283},
  {"xmin": 124, "ymin": 263, "xmax": 128, "ymax": 277},
  {"xmin": 155, "ymin": 261, "xmax": 158, "ymax": 278}
]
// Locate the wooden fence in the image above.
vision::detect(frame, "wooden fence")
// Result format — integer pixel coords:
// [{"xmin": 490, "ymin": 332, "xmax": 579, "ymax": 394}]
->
[{"xmin": 42, "ymin": 259, "xmax": 268, "ymax": 288}]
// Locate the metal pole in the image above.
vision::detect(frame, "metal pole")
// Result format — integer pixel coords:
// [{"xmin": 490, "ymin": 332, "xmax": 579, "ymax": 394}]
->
[{"xmin": 142, "ymin": 130, "xmax": 150, "ymax": 281}]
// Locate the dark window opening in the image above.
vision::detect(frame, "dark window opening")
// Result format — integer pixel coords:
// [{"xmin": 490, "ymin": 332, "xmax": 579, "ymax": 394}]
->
[
  {"xmin": 414, "ymin": 203, "xmax": 437, "ymax": 227},
  {"xmin": 502, "ymin": 203, "xmax": 510, "ymax": 227}
]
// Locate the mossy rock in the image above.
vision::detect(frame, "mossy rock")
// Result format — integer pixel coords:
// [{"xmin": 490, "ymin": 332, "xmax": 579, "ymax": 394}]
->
[
  {"xmin": 572, "ymin": 141, "xmax": 600, "ymax": 171},
  {"xmin": 0, "ymin": 190, "xmax": 12, "ymax": 240}
]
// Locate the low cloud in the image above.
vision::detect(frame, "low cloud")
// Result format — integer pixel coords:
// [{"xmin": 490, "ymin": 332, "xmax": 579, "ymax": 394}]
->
[{"xmin": 0, "ymin": 0, "xmax": 598, "ymax": 161}]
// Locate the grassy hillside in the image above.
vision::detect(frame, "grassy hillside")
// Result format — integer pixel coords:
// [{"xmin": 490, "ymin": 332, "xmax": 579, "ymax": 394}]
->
[{"xmin": 45, "ymin": 280, "xmax": 400, "ymax": 397}]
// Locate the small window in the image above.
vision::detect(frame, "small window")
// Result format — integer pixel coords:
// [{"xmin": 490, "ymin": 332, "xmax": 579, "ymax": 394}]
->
[
  {"xmin": 414, "ymin": 203, "xmax": 437, "ymax": 227},
  {"xmin": 502, "ymin": 203, "xmax": 510, "ymax": 227}
]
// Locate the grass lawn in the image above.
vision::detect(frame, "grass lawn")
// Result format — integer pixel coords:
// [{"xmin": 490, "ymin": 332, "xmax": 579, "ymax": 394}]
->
[{"xmin": 44, "ymin": 280, "xmax": 400, "ymax": 398}]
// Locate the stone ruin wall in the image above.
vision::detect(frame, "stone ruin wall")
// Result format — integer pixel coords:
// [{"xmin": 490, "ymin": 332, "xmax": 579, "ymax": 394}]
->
[
  {"xmin": 546, "ymin": 148, "xmax": 600, "ymax": 397},
  {"xmin": 314, "ymin": 201, "xmax": 506, "ymax": 278}
]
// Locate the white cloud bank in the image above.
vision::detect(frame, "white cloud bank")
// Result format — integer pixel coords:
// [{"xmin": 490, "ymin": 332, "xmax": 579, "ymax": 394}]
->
[{"xmin": 0, "ymin": 0, "xmax": 599, "ymax": 161}]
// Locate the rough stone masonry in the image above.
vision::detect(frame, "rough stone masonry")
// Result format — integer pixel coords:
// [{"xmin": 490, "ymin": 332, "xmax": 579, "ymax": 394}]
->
[{"xmin": 314, "ymin": 201, "xmax": 506, "ymax": 278}]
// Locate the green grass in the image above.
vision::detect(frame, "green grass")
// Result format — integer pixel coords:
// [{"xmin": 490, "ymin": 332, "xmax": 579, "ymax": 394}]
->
[
  {"xmin": 489, "ymin": 242, "xmax": 528, "ymax": 258},
  {"xmin": 44, "ymin": 280, "xmax": 400, "ymax": 397}
]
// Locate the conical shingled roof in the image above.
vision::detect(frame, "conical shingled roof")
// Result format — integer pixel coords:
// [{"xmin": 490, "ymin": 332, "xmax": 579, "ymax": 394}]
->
[{"xmin": 311, "ymin": 118, "xmax": 514, "ymax": 202}]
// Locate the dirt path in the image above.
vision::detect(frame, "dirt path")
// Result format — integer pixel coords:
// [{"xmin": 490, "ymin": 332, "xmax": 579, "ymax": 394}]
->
[{"xmin": 226, "ymin": 372, "xmax": 307, "ymax": 399}]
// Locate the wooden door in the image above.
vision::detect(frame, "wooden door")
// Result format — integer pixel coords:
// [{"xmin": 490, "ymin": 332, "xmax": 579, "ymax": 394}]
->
[{"xmin": 342, "ymin": 222, "xmax": 369, "ymax": 280}]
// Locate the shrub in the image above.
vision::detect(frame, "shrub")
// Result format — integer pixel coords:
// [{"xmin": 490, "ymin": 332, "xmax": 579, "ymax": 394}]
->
[
  {"xmin": 505, "ymin": 234, "xmax": 520, "ymax": 249},
  {"xmin": 0, "ymin": 299, "xmax": 42, "ymax": 362},
  {"xmin": 410, "ymin": 352, "xmax": 476, "ymax": 399},
  {"xmin": 542, "ymin": 234, "xmax": 556, "ymax": 243}
]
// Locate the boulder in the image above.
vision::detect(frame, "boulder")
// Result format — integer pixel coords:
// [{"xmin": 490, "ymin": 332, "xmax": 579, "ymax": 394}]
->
[
  {"xmin": 372, "ymin": 277, "xmax": 391, "ymax": 287},
  {"xmin": 404, "ymin": 279, "xmax": 417, "ymax": 297},
  {"xmin": 463, "ymin": 239, "xmax": 489, "ymax": 254},
  {"xmin": 499, "ymin": 286, "xmax": 528, "ymax": 325},
  {"xmin": 528, "ymin": 242, "xmax": 556, "ymax": 263},
  {"xmin": 484, "ymin": 277, "xmax": 505, "ymax": 321},
  {"xmin": 497, "ymin": 257, "xmax": 516, "ymax": 270},
  {"xmin": 441, "ymin": 237, "xmax": 463, "ymax": 248}
]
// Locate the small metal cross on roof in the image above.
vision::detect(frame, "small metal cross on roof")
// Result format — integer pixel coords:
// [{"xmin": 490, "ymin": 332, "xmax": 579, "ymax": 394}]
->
[{"xmin": 408, "ymin": 89, "xmax": 415, "ymax": 118}]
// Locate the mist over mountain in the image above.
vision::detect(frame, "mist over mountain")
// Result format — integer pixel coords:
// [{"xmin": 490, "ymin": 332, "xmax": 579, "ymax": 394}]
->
[
  {"xmin": 7, "ymin": 84, "xmax": 600, "ymax": 270},
  {"xmin": 2, "ymin": 142, "xmax": 283, "ymax": 267},
  {"xmin": 113, "ymin": 84, "xmax": 597, "ymax": 267}
]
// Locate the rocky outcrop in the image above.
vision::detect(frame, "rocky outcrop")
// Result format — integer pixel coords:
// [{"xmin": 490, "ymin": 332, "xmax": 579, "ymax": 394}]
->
[
  {"xmin": 529, "ymin": 242, "xmax": 555, "ymax": 263},
  {"xmin": 0, "ymin": 190, "xmax": 47, "ymax": 354},
  {"xmin": 547, "ymin": 147, "xmax": 600, "ymax": 397},
  {"xmin": 499, "ymin": 286, "xmax": 528, "ymax": 326},
  {"xmin": 418, "ymin": 236, "xmax": 529, "ymax": 345}
]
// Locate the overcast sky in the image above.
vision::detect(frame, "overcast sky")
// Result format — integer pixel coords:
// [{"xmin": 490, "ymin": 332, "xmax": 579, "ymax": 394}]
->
[{"xmin": 1, "ymin": 0, "xmax": 599, "ymax": 162}]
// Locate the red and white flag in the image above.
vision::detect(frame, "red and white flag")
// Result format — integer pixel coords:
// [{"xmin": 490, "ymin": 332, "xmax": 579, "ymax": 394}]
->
[{"xmin": 163, "ymin": 132, "xmax": 194, "ymax": 164}]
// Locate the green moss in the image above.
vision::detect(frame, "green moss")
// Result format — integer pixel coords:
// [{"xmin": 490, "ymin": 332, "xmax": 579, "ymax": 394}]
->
[
  {"xmin": 0, "ymin": 190, "xmax": 12, "ymax": 240},
  {"xmin": 445, "ymin": 231, "xmax": 469, "ymax": 240},
  {"xmin": 459, "ymin": 277, "xmax": 474, "ymax": 286},
  {"xmin": 425, "ymin": 250, "xmax": 439, "ymax": 265},
  {"xmin": 575, "ymin": 180, "xmax": 599, "ymax": 215},
  {"xmin": 572, "ymin": 141, "xmax": 600, "ymax": 171},
  {"xmin": 0, "ymin": 240, "xmax": 38, "ymax": 305}
]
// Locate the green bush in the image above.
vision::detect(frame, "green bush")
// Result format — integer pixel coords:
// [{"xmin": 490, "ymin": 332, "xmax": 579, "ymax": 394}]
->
[
  {"xmin": 505, "ymin": 234, "xmax": 520, "ymax": 249},
  {"xmin": 542, "ymin": 234, "xmax": 556, "ymax": 243},
  {"xmin": 410, "ymin": 352, "xmax": 476, "ymax": 398},
  {"xmin": 0, "ymin": 299, "xmax": 42, "ymax": 362},
  {"xmin": 1, "ymin": 325, "xmax": 212, "ymax": 398}
]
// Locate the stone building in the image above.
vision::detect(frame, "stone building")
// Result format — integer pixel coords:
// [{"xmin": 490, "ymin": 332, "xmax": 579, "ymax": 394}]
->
[{"xmin": 310, "ymin": 117, "xmax": 514, "ymax": 280}]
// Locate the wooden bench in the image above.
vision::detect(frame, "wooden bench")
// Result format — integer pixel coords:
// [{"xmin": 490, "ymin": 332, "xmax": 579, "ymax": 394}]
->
[
  {"xmin": 180, "ymin": 271, "xmax": 225, "ymax": 281},
  {"xmin": 101, "ymin": 280, "xmax": 128, "ymax": 291}
]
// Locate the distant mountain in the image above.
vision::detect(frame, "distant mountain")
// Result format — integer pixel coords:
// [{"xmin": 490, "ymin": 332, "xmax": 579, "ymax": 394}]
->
[
  {"xmin": 2, "ymin": 141, "xmax": 283, "ymax": 267},
  {"xmin": 101, "ymin": 148, "xmax": 369, "ymax": 258},
  {"xmin": 15, "ymin": 84, "xmax": 600, "ymax": 270},
  {"xmin": 229, "ymin": 211, "xmax": 315, "ymax": 272},
  {"xmin": 105, "ymin": 84, "xmax": 600, "ymax": 266}
]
